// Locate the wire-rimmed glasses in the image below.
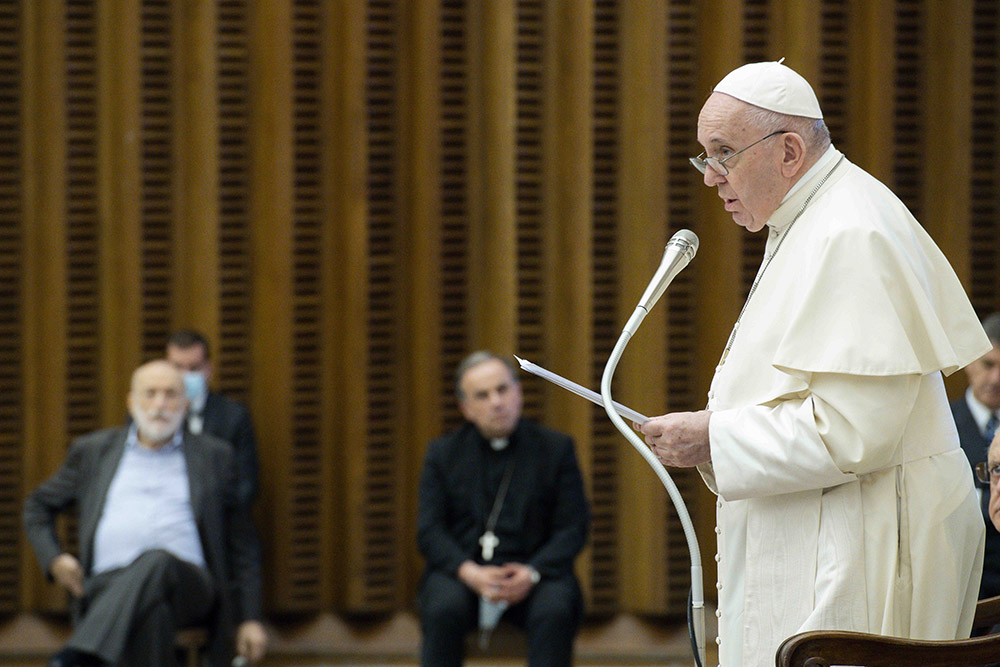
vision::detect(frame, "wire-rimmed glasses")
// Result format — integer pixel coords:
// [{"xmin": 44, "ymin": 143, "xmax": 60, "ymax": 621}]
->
[{"xmin": 689, "ymin": 130, "xmax": 790, "ymax": 176}]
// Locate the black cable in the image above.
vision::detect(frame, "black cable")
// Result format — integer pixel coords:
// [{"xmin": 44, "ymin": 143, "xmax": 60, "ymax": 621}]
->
[{"xmin": 688, "ymin": 586, "xmax": 703, "ymax": 667}]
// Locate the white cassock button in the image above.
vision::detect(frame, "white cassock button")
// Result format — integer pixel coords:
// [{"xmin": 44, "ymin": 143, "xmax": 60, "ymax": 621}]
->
[
  {"xmin": 715, "ymin": 526, "xmax": 722, "ymax": 535},
  {"xmin": 716, "ymin": 582, "xmax": 723, "ymax": 590},
  {"xmin": 714, "ymin": 553, "xmax": 721, "ymax": 562},
  {"xmin": 715, "ymin": 609, "xmax": 722, "ymax": 618},
  {"xmin": 716, "ymin": 636, "xmax": 722, "ymax": 645},
  {"xmin": 716, "ymin": 500, "xmax": 722, "ymax": 509}
]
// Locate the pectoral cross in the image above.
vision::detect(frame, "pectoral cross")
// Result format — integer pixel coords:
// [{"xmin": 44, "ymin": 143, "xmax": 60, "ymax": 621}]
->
[{"xmin": 479, "ymin": 531, "xmax": 499, "ymax": 561}]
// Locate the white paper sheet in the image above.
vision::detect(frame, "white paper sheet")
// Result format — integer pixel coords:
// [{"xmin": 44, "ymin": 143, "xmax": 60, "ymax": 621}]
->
[{"xmin": 513, "ymin": 355, "xmax": 649, "ymax": 425}]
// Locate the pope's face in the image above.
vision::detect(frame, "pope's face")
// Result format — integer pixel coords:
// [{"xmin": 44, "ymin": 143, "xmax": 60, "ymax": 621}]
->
[
  {"xmin": 696, "ymin": 93, "xmax": 789, "ymax": 232},
  {"xmin": 459, "ymin": 359, "xmax": 523, "ymax": 440},
  {"xmin": 966, "ymin": 345, "xmax": 1000, "ymax": 411}
]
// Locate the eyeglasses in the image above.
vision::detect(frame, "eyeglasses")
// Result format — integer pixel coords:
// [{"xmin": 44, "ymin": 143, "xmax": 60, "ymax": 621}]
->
[
  {"xmin": 975, "ymin": 461, "xmax": 1000, "ymax": 485},
  {"xmin": 689, "ymin": 130, "xmax": 790, "ymax": 176}
]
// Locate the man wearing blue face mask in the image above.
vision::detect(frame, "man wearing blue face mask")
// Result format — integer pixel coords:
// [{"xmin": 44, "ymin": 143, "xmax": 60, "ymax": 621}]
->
[{"xmin": 166, "ymin": 330, "xmax": 259, "ymax": 506}]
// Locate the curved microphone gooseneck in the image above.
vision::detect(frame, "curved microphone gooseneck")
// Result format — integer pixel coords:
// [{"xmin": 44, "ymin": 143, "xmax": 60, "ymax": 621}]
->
[{"xmin": 599, "ymin": 229, "xmax": 704, "ymax": 667}]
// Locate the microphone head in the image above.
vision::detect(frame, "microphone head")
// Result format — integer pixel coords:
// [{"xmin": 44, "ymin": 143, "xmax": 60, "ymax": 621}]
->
[
  {"xmin": 666, "ymin": 229, "xmax": 699, "ymax": 259},
  {"xmin": 635, "ymin": 229, "xmax": 699, "ymax": 313}
]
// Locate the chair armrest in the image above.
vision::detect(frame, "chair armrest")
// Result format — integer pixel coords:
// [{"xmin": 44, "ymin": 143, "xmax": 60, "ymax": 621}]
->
[
  {"xmin": 777, "ymin": 629, "xmax": 1000, "ymax": 667},
  {"xmin": 975, "ymin": 594, "xmax": 1000, "ymax": 628}
]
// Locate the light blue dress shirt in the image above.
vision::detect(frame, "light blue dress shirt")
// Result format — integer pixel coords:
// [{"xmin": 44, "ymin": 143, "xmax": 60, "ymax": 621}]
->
[{"xmin": 92, "ymin": 425, "xmax": 206, "ymax": 574}]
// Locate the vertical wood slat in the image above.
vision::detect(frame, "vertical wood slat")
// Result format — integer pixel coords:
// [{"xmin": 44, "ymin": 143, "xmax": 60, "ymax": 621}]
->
[
  {"xmin": 848, "ymin": 0, "xmax": 895, "ymax": 181},
  {"xmin": 541, "ymin": 0, "xmax": 595, "ymax": 605},
  {"xmin": 20, "ymin": 0, "xmax": 69, "ymax": 613},
  {"xmin": 469, "ymin": 0, "xmax": 517, "ymax": 351},
  {"xmin": 399, "ymin": 0, "xmax": 443, "ymax": 597},
  {"xmin": 247, "ymin": 0, "xmax": 301, "ymax": 610},
  {"xmin": 327, "ymin": 0, "xmax": 369, "ymax": 610},
  {"xmin": 98, "ymin": 0, "xmax": 142, "ymax": 409},
  {"xmin": 922, "ymin": 2, "xmax": 972, "ymax": 275},
  {"xmin": 617, "ymin": 0, "xmax": 669, "ymax": 612},
  {"xmin": 173, "ymin": 0, "xmax": 220, "ymax": 339}
]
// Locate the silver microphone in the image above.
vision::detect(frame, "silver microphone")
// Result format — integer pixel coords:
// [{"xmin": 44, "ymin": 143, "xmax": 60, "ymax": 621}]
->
[
  {"xmin": 624, "ymin": 229, "xmax": 699, "ymax": 336},
  {"xmin": 600, "ymin": 225, "xmax": 704, "ymax": 666}
]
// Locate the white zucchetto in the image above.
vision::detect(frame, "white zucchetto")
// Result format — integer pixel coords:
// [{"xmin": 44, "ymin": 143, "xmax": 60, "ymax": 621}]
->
[{"xmin": 713, "ymin": 59, "xmax": 823, "ymax": 120}]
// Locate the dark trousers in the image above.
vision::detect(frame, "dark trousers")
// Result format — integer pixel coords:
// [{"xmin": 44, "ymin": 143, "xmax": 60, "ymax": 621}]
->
[
  {"xmin": 418, "ymin": 568, "xmax": 581, "ymax": 667},
  {"xmin": 69, "ymin": 549, "xmax": 215, "ymax": 667}
]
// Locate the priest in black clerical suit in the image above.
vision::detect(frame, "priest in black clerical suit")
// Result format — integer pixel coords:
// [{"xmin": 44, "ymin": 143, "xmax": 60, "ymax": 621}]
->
[{"xmin": 417, "ymin": 351, "xmax": 590, "ymax": 667}]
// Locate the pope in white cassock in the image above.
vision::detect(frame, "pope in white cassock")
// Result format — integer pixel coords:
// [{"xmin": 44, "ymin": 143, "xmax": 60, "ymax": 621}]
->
[{"xmin": 638, "ymin": 61, "xmax": 990, "ymax": 667}]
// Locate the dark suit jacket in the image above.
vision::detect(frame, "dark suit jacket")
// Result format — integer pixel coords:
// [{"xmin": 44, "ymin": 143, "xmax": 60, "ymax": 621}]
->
[
  {"xmin": 199, "ymin": 390, "xmax": 259, "ymax": 506},
  {"xmin": 416, "ymin": 419, "xmax": 589, "ymax": 582},
  {"xmin": 952, "ymin": 396, "xmax": 1000, "ymax": 598},
  {"xmin": 23, "ymin": 426, "xmax": 263, "ymax": 666}
]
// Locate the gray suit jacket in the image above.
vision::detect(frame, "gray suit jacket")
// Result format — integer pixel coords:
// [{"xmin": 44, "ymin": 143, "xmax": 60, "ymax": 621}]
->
[{"xmin": 23, "ymin": 426, "xmax": 263, "ymax": 665}]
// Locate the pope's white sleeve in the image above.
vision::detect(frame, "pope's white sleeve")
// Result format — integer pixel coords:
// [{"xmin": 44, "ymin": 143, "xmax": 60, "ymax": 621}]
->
[{"xmin": 709, "ymin": 372, "xmax": 922, "ymax": 501}]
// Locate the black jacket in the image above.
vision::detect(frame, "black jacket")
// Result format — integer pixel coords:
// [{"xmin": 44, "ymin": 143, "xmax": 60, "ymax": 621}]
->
[
  {"xmin": 416, "ymin": 418, "xmax": 589, "ymax": 580},
  {"xmin": 952, "ymin": 396, "xmax": 1000, "ymax": 598}
]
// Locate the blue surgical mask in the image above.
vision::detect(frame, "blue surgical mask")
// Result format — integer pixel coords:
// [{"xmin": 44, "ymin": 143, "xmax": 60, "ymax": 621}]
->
[{"xmin": 183, "ymin": 371, "xmax": 208, "ymax": 403}]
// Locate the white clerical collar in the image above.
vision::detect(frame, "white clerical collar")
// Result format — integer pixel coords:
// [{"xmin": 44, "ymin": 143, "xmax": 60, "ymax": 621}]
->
[
  {"xmin": 490, "ymin": 437, "xmax": 509, "ymax": 451},
  {"xmin": 780, "ymin": 144, "xmax": 838, "ymax": 205},
  {"xmin": 966, "ymin": 387, "xmax": 998, "ymax": 433}
]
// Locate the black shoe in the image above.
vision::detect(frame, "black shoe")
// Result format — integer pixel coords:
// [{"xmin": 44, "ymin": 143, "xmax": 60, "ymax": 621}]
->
[{"xmin": 47, "ymin": 648, "xmax": 105, "ymax": 667}]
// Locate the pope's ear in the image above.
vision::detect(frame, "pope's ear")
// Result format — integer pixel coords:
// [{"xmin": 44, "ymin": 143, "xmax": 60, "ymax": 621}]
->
[{"xmin": 780, "ymin": 133, "xmax": 807, "ymax": 177}]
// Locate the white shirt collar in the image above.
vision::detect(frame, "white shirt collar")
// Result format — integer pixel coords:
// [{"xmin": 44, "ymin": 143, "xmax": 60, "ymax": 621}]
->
[
  {"xmin": 780, "ymin": 144, "xmax": 838, "ymax": 204},
  {"xmin": 965, "ymin": 387, "xmax": 997, "ymax": 433}
]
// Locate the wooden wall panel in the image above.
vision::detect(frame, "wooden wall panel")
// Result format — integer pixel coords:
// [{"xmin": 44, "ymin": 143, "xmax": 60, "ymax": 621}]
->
[{"xmin": 7, "ymin": 0, "xmax": 1000, "ymax": 655}]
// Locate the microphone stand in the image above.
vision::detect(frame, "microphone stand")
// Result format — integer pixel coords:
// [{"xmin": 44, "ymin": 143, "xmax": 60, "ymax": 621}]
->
[{"xmin": 600, "ymin": 232, "xmax": 705, "ymax": 667}]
